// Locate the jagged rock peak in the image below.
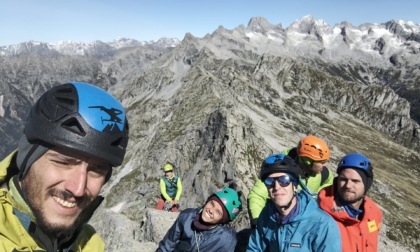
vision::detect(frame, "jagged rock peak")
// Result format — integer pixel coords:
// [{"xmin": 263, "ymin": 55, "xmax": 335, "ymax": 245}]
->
[
  {"xmin": 247, "ymin": 16, "xmax": 275, "ymax": 32},
  {"xmin": 386, "ymin": 20, "xmax": 407, "ymax": 36},
  {"xmin": 214, "ymin": 25, "xmax": 230, "ymax": 33},
  {"xmin": 386, "ymin": 19, "xmax": 420, "ymax": 33},
  {"xmin": 246, "ymin": 17, "xmax": 283, "ymax": 36},
  {"xmin": 107, "ymin": 38, "xmax": 147, "ymax": 48},
  {"xmin": 181, "ymin": 32, "xmax": 200, "ymax": 44},
  {"xmin": 155, "ymin": 37, "xmax": 180, "ymax": 47},
  {"xmin": 287, "ymin": 16, "xmax": 333, "ymax": 41},
  {"xmin": 338, "ymin": 21, "xmax": 353, "ymax": 28},
  {"xmin": 385, "ymin": 20, "xmax": 420, "ymax": 43}
]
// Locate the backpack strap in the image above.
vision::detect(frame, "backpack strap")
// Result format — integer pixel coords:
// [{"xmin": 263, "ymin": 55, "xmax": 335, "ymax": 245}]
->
[{"xmin": 320, "ymin": 167, "xmax": 329, "ymax": 185}]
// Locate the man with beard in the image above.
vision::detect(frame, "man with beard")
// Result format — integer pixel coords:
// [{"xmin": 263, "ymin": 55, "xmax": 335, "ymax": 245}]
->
[
  {"xmin": 247, "ymin": 153, "xmax": 341, "ymax": 251},
  {"xmin": 0, "ymin": 82, "xmax": 129, "ymax": 251},
  {"xmin": 318, "ymin": 153, "xmax": 382, "ymax": 252}
]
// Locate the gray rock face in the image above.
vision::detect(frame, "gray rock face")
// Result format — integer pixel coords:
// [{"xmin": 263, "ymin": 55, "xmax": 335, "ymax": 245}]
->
[
  {"xmin": 1, "ymin": 16, "xmax": 419, "ymax": 251},
  {"xmin": 90, "ymin": 208, "xmax": 178, "ymax": 252}
]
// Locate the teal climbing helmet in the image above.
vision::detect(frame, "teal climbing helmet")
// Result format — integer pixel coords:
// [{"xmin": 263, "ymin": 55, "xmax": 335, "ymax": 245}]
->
[{"xmin": 213, "ymin": 187, "xmax": 242, "ymax": 221}]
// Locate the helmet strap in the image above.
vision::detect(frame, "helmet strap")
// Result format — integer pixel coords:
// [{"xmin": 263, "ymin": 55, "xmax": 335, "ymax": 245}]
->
[{"xmin": 278, "ymin": 190, "xmax": 297, "ymax": 211}]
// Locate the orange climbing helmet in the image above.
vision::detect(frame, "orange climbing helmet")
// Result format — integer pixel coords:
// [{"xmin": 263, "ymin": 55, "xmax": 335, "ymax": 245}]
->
[{"xmin": 297, "ymin": 136, "xmax": 330, "ymax": 161}]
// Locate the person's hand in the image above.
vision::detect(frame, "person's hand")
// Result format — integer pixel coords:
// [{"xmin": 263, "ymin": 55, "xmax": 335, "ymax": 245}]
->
[{"xmin": 171, "ymin": 200, "xmax": 178, "ymax": 206}]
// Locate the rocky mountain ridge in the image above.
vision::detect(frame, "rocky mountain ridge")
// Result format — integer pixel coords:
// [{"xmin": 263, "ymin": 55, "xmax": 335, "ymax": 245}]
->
[
  {"xmin": 1, "ymin": 16, "xmax": 419, "ymax": 251},
  {"xmin": 0, "ymin": 37, "xmax": 180, "ymax": 57}
]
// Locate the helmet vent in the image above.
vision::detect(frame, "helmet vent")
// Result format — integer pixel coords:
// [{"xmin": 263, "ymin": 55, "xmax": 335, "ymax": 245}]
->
[
  {"xmin": 39, "ymin": 103, "xmax": 52, "ymax": 121},
  {"xmin": 54, "ymin": 107, "xmax": 72, "ymax": 122},
  {"xmin": 55, "ymin": 96, "xmax": 75, "ymax": 106},
  {"xmin": 55, "ymin": 85, "xmax": 74, "ymax": 95},
  {"xmin": 61, "ymin": 117, "xmax": 86, "ymax": 136}
]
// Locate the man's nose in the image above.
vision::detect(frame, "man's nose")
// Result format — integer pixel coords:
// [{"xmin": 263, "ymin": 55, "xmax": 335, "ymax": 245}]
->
[
  {"xmin": 65, "ymin": 165, "xmax": 88, "ymax": 197},
  {"xmin": 344, "ymin": 180, "xmax": 353, "ymax": 188},
  {"xmin": 273, "ymin": 180, "xmax": 282, "ymax": 190}
]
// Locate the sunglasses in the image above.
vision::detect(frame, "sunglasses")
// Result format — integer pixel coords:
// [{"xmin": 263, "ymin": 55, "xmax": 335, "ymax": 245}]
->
[
  {"xmin": 300, "ymin": 157, "xmax": 326, "ymax": 166},
  {"xmin": 264, "ymin": 175, "xmax": 294, "ymax": 188}
]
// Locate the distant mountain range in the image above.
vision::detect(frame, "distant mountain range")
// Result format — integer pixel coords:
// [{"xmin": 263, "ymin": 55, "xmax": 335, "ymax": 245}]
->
[
  {"xmin": 2, "ymin": 15, "xmax": 419, "ymax": 61},
  {"xmin": 1, "ymin": 16, "xmax": 419, "ymax": 251},
  {"xmin": 0, "ymin": 37, "xmax": 180, "ymax": 57}
]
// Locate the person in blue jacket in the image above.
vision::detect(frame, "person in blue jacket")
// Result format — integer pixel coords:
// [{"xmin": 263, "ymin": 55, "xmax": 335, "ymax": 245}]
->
[
  {"xmin": 156, "ymin": 187, "xmax": 242, "ymax": 252},
  {"xmin": 247, "ymin": 153, "xmax": 341, "ymax": 252}
]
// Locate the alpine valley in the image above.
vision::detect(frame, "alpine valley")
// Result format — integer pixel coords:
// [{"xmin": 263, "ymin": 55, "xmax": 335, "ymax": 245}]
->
[{"xmin": 1, "ymin": 16, "xmax": 419, "ymax": 251}]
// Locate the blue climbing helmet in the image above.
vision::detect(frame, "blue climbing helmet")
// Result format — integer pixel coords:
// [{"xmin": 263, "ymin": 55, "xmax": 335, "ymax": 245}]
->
[
  {"xmin": 337, "ymin": 153, "xmax": 373, "ymax": 191},
  {"xmin": 23, "ymin": 82, "xmax": 129, "ymax": 167},
  {"xmin": 260, "ymin": 153, "xmax": 303, "ymax": 183},
  {"xmin": 213, "ymin": 187, "xmax": 242, "ymax": 221}
]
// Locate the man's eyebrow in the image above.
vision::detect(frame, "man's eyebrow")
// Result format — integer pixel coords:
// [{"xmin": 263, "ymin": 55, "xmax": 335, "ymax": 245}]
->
[
  {"xmin": 46, "ymin": 152, "xmax": 79, "ymax": 162},
  {"xmin": 47, "ymin": 152, "xmax": 108, "ymax": 167}
]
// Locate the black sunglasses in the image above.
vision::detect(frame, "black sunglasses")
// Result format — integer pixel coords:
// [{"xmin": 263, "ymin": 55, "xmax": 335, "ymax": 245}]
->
[{"xmin": 264, "ymin": 175, "xmax": 294, "ymax": 188}]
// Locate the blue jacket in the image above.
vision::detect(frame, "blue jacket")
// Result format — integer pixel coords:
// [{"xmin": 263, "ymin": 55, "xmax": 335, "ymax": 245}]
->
[
  {"xmin": 247, "ymin": 190, "xmax": 341, "ymax": 252},
  {"xmin": 157, "ymin": 208, "xmax": 237, "ymax": 252}
]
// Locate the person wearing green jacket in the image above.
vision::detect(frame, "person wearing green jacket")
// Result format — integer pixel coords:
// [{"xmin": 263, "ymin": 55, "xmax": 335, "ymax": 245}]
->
[
  {"xmin": 0, "ymin": 82, "xmax": 129, "ymax": 251},
  {"xmin": 247, "ymin": 135, "xmax": 333, "ymax": 228},
  {"xmin": 156, "ymin": 163, "xmax": 183, "ymax": 212}
]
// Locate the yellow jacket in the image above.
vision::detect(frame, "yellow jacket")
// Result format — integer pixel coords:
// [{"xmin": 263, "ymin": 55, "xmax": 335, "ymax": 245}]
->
[{"xmin": 0, "ymin": 151, "xmax": 105, "ymax": 251}]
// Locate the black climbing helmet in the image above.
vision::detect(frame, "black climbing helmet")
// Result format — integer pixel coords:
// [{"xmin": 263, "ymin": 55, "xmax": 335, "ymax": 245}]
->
[
  {"xmin": 260, "ymin": 153, "xmax": 303, "ymax": 181},
  {"xmin": 23, "ymin": 82, "xmax": 129, "ymax": 167}
]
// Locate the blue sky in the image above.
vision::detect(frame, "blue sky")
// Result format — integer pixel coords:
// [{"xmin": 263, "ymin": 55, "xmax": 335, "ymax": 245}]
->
[{"xmin": 1, "ymin": 0, "xmax": 419, "ymax": 46}]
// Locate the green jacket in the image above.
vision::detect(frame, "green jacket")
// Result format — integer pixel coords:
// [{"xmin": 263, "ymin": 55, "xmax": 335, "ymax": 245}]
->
[
  {"xmin": 0, "ymin": 151, "xmax": 105, "ymax": 251},
  {"xmin": 247, "ymin": 148, "xmax": 334, "ymax": 225}
]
